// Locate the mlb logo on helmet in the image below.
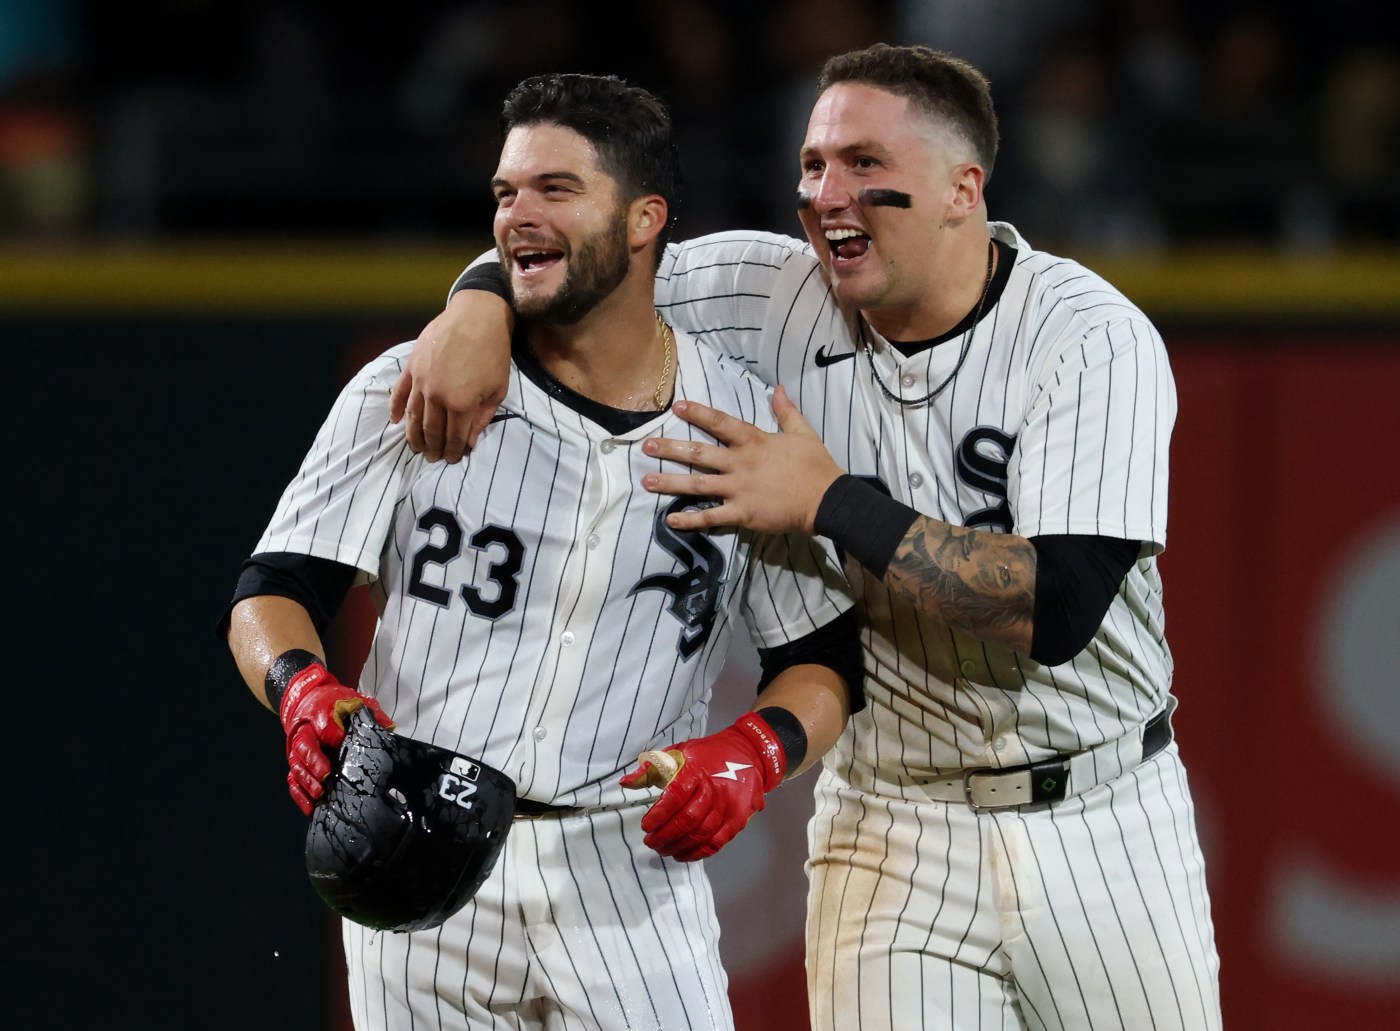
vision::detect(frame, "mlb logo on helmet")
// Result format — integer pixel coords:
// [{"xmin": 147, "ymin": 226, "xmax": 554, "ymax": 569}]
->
[{"xmin": 438, "ymin": 756, "xmax": 485, "ymax": 810}]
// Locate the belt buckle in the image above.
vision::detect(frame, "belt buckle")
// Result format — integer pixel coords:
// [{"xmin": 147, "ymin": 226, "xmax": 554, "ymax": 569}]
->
[{"xmin": 962, "ymin": 767, "xmax": 996, "ymax": 810}]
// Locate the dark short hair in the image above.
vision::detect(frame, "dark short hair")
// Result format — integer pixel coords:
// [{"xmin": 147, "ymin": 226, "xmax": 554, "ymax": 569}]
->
[
  {"xmin": 818, "ymin": 44, "xmax": 999, "ymax": 180},
  {"xmin": 501, "ymin": 73, "xmax": 683, "ymax": 253}
]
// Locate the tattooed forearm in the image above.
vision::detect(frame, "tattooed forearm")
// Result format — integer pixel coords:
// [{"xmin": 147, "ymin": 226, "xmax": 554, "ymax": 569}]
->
[{"xmin": 885, "ymin": 518, "xmax": 1037, "ymax": 652}]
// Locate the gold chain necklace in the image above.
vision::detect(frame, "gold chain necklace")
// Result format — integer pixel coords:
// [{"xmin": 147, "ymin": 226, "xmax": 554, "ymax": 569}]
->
[{"xmin": 653, "ymin": 311, "xmax": 674, "ymax": 411}]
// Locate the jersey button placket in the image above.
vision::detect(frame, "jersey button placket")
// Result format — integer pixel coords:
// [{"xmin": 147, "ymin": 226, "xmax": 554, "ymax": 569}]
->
[{"xmin": 526, "ymin": 434, "xmax": 613, "ymax": 794}]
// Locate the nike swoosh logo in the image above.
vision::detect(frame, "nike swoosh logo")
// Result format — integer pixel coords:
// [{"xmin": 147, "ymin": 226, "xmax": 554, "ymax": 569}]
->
[
  {"xmin": 488, "ymin": 411, "xmax": 521, "ymax": 424},
  {"xmin": 814, "ymin": 346, "xmax": 856, "ymax": 367}
]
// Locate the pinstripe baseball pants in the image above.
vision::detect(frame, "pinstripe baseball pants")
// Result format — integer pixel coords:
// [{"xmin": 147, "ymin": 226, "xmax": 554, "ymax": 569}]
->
[
  {"xmin": 344, "ymin": 804, "xmax": 734, "ymax": 1030},
  {"xmin": 806, "ymin": 745, "xmax": 1221, "ymax": 1030}
]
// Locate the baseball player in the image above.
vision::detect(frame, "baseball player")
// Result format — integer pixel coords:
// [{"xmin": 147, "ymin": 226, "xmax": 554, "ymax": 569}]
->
[
  {"xmin": 392, "ymin": 45, "xmax": 1222, "ymax": 1031},
  {"xmin": 222, "ymin": 73, "xmax": 861, "ymax": 1030}
]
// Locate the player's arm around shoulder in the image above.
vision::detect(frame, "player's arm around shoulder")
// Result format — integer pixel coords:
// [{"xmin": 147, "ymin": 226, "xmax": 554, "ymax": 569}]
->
[
  {"xmin": 655, "ymin": 230, "xmax": 818, "ymax": 345},
  {"xmin": 395, "ymin": 254, "xmax": 516, "ymax": 463}
]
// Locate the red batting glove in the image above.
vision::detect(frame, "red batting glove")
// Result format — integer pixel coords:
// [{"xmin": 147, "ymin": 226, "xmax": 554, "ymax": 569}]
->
[
  {"xmin": 278, "ymin": 662, "xmax": 393, "ymax": 816},
  {"xmin": 620, "ymin": 712, "xmax": 787, "ymax": 862}
]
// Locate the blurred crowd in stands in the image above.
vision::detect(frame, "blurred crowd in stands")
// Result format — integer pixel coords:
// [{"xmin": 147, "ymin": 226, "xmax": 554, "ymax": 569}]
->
[{"xmin": 2, "ymin": 0, "xmax": 1396, "ymax": 254}]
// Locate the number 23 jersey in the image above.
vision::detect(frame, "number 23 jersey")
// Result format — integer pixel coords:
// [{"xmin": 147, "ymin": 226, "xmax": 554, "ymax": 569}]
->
[{"xmin": 253, "ymin": 333, "xmax": 852, "ymax": 808}]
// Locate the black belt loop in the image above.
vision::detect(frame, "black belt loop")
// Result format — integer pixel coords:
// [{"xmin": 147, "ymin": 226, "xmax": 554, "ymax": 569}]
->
[
  {"xmin": 1027, "ymin": 758, "xmax": 1071, "ymax": 805},
  {"xmin": 1141, "ymin": 706, "xmax": 1173, "ymax": 760}
]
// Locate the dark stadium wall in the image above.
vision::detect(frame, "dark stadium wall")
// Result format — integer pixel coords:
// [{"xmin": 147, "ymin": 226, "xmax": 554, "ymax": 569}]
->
[{"xmin": 8, "ymin": 314, "xmax": 420, "ymax": 1030}]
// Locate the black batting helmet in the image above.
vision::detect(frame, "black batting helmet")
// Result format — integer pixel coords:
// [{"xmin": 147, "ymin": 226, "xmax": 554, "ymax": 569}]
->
[{"xmin": 304, "ymin": 708, "xmax": 516, "ymax": 933}]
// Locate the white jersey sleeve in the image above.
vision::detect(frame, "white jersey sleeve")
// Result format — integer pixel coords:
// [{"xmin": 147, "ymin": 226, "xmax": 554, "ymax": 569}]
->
[
  {"xmin": 1009, "ymin": 268, "xmax": 1176, "ymax": 554},
  {"xmin": 737, "ymin": 529, "xmax": 852, "ymax": 651},
  {"xmin": 655, "ymin": 231, "xmax": 808, "ymax": 345},
  {"xmin": 253, "ymin": 344, "xmax": 418, "ymax": 575},
  {"xmin": 682, "ymin": 342, "xmax": 854, "ymax": 651}
]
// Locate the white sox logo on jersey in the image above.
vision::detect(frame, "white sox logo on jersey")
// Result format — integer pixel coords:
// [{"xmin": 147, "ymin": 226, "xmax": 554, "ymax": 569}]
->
[
  {"xmin": 629, "ymin": 497, "xmax": 727, "ymax": 660},
  {"xmin": 852, "ymin": 426, "xmax": 1014, "ymax": 534},
  {"xmin": 957, "ymin": 427, "xmax": 1016, "ymax": 533}
]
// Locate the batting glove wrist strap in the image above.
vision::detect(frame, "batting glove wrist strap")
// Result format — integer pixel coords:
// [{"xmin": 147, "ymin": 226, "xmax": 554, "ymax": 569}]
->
[
  {"xmin": 753, "ymin": 706, "xmax": 807, "ymax": 778},
  {"xmin": 278, "ymin": 660, "xmax": 345, "ymax": 732},
  {"xmin": 265, "ymin": 648, "xmax": 320, "ymax": 714},
  {"xmin": 732, "ymin": 711, "xmax": 788, "ymax": 791}
]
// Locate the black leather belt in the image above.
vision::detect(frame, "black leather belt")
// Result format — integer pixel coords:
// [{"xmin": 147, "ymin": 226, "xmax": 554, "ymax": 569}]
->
[
  {"xmin": 1141, "ymin": 705, "xmax": 1172, "ymax": 757},
  {"xmin": 962, "ymin": 706, "xmax": 1175, "ymax": 810},
  {"xmin": 513, "ymin": 797, "xmax": 580, "ymax": 820},
  {"xmin": 911, "ymin": 703, "xmax": 1178, "ymax": 811}
]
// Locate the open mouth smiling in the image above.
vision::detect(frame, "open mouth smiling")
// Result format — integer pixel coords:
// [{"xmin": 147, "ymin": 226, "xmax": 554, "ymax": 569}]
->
[
  {"xmin": 824, "ymin": 227, "xmax": 870, "ymax": 261},
  {"xmin": 514, "ymin": 248, "xmax": 564, "ymax": 274}
]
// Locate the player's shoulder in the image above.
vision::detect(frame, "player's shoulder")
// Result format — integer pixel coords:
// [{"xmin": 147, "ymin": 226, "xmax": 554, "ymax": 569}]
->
[
  {"xmin": 674, "ymin": 328, "xmax": 781, "ymax": 429},
  {"xmin": 333, "ymin": 342, "xmax": 414, "ymax": 399},
  {"xmin": 359, "ymin": 341, "xmax": 413, "ymax": 381},
  {"xmin": 999, "ymin": 222, "xmax": 1154, "ymax": 331},
  {"xmin": 661, "ymin": 229, "xmax": 818, "ymax": 279}
]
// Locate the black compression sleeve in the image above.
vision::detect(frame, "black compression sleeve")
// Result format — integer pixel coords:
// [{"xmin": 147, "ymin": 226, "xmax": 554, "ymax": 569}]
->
[
  {"xmin": 453, "ymin": 262, "xmax": 510, "ymax": 301},
  {"xmin": 814, "ymin": 475, "xmax": 920, "ymax": 579},
  {"xmin": 755, "ymin": 609, "xmax": 864, "ymax": 713},
  {"xmin": 1029, "ymin": 535, "xmax": 1140, "ymax": 665},
  {"xmin": 215, "ymin": 552, "xmax": 358, "ymax": 640}
]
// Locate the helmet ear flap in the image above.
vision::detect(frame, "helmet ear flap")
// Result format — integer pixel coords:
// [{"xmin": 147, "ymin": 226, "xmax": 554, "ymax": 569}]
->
[{"xmin": 304, "ymin": 708, "xmax": 517, "ymax": 932}]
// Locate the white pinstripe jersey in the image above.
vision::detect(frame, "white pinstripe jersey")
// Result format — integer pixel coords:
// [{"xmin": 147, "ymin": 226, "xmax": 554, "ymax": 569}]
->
[
  {"xmin": 650, "ymin": 220, "xmax": 1177, "ymax": 778},
  {"xmin": 254, "ymin": 330, "xmax": 852, "ymax": 808}
]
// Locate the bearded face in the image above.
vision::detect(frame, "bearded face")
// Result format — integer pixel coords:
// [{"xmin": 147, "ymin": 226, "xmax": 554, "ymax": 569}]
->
[{"xmin": 503, "ymin": 204, "xmax": 631, "ymax": 325}]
